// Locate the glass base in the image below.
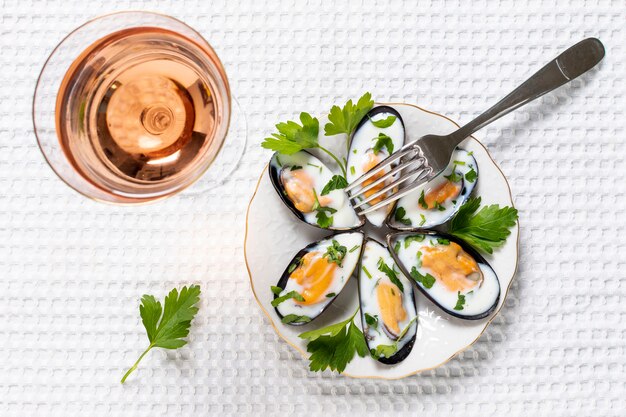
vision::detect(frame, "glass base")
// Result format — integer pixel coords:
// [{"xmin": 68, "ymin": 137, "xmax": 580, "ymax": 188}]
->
[{"xmin": 183, "ymin": 97, "xmax": 247, "ymax": 194}]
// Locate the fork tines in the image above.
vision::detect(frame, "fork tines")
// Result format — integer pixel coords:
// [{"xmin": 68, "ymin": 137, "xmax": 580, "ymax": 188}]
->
[{"xmin": 347, "ymin": 144, "xmax": 434, "ymax": 215}]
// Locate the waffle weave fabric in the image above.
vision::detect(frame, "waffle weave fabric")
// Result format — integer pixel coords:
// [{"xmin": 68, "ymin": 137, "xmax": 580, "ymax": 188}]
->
[{"xmin": 0, "ymin": 1, "xmax": 624, "ymax": 416}]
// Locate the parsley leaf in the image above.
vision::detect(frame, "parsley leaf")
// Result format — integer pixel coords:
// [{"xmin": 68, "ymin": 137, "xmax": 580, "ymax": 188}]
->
[
  {"xmin": 323, "ymin": 239, "xmax": 347, "ymax": 266},
  {"xmin": 349, "ymin": 245, "xmax": 360, "ymax": 253},
  {"xmin": 410, "ymin": 267, "xmax": 436, "ymax": 289},
  {"xmin": 448, "ymin": 197, "xmax": 519, "ymax": 254},
  {"xmin": 454, "ymin": 292, "xmax": 466, "ymax": 310},
  {"xmin": 121, "ymin": 285, "xmax": 201, "ymax": 383},
  {"xmin": 362, "ymin": 265, "xmax": 372, "ymax": 279},
  {"xmin": 324, "ymin": 92, "xmax": 374, "ymax": 139},
  {"xmin": 326, "ymin": 292, "xmax": 336, "ymax": 298},
  {"xmin": 364, "ymin": 313, "xmax": 378, "ymax": 328},
  {"xmin": 372, "ymin": 344, "xmax": 398, "ymax": 359},
  {"xmin": 262, "ymin": 112, "xmax": 319, "ymax": 154},
  {"xmin": 299, "ymin": 308, "xmax": 368, "ymax": 373},
  {"xmin": 404, "ymin": 234, "xmax": 425, "ymax": 248},
  {"xmin": 281, "ymin": 314, "xmax": 312, "ymax": 324},
  {"xmin": 262, "ymin": 112, "xmax": 347, "ymax": 176},
  {"xmin": 444, "ymin": 168, "xmax": 463, "ymax": 183},
  {"xmin": 270, "ymin": 285, "xmax": 283, "ymax": 295},
  {"xmin": 321, "ymin": 175, "xmax": 348, "ymax": 196},
  {"xmin": 419, "ymin": 214, "xmax": 426, "ymax": 226},
  {"xmin": 465, "ymin": 166, "xmax": 477, "ymax": 183},
  {"xmin": 394, "ymin": 207, "xmax": 412, "ymax": 226},
  {"xmin": 377, "ymin": 258, "xmax": 404, "ymax": 292},
  {"xmin": 271, "ymin": 290, "xmax": 305, "ymax": 307},
  {"xmin": 372, "ymin": 132, "xmax": 394, "ymax": 155},
  {"xmin": 369, "ymin": 115, "xmax": 397, "ymax": 128},
  {"xmin": 418, "ymin": 190, "xmax": 428, "ymax": 209},
  {"xmin": 433, "ymin": 201, "xmax": 446, "ymax": 211},
  {"xmin": 316, "ymin": 211, "xmax": 334, "ymax": 228},
  {"xmin": 436, "ymin": 238, "xmax": 450, "ymax": 245}
]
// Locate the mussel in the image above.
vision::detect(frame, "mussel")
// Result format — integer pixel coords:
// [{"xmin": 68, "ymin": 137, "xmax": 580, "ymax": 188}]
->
[
  {"xmin": 346, "ymin": 106, "xmax": 406, "ymax": 227},
  {"xmin": 386, "ymin": 148, "xmax": 478, "ymax": 230},
  {"xmin": 272, "ymin": 232, "xmax": 365, "ymax": 325},
  {"xmin": 387, "ymin": 231, "xmax": 500, "ymax": 320},
  {"xmin": 358, "ymin": 238, "xmax": 417, "ymax": 364},
  {"xmin": 269, "ymin": 151, "xmax": 364, "ymax": 230}
]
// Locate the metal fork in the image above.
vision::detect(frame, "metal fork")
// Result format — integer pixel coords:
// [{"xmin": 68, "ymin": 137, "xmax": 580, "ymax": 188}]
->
[{"xmin": 347, "ymin": 38, "xmax": 605, "ymax": 215}]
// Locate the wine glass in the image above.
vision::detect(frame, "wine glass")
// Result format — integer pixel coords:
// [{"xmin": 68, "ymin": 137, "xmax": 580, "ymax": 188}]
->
[{"xmin": 33, "ymin": 11, "xmax": 246, "ymax": 204}]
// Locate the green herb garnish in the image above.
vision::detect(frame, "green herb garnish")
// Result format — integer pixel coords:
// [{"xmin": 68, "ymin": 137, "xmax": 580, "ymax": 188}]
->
[
  {"xmin": 262, "ymin": 112, "xmax": 347, "ymax": 176},
  {"xmin": 323, "ymin": 239, "xmax": 347, "ymax": 266},
  {"xmin": 271, "ymin": 285, "xmax": 283, "ymax": 295},
  {"xmin": 454, "ymin": 292, "xmax": 466, "ymax": 310},
  {"xmin": 404, "ymin": 234, "xmax": 425, "ymax": 248},
  {"xmin": 369, "ymin": 115, "xmax": 397, "ymax": 128},
  {"xmin": 433, "ymin": 201, "xmax": 446, "ymax": 211},
  {"xmin": 444, "ymin": 169, "xmax": 463, "ymax": 183},
  {"xmin": 377, "ymin": 258, "xmax": 403, "ymax": 292},
  {"xmin": 410, "ymin": 267, "xmax": 436, "ymax": 289},
  {"xmin": 290, "ymin": 165, "xmax": 302, "ymax": 170},
  {"xmin": 448, "ymin": 197, "xmax": 518, "ymax": 254},
  {"xmin": 419, "ymin": 214, "xmax": 426, "ymax": 226},
  {"xmin": 364, "ymin": 313, "xmax": 378, "ymax": 328},
  {"xmin": 121, "ymin": 285, "xmax": 201, "ymax": 384},
  {"xmin": 436, "ymin": 238, "xmax": 450, "ymax": 245},
  {"xmin": 465, "ymin": 167, "xmax": 477, "ymax": 183},
  {"xmin": 321, "ymin": 175, "xmax": 348, "ymax": 196},
  {"xmin": 271, "ymin": 290, "xmax": 305, "ymax": 307},
  {"xmin": 281, "ymin": 314, "xmax": 312, "ymax": 324},
  {"xmin": 372, "ymin": 344, "xmax": 397, "ymax": 359},
  {"xmin": 393, "ymin": 241, "xmax": 400, "ymax": 254},
  {"xmin": 324, "ymin": 92, "xmax": 374, "ymax": 152},
  {"xmin": 350, "ymin": 166, "xmax": 356, "ymax": 175},
  {"xmin": 418, "ymin": 190, "xmax": 428, "ymax": 209},
  {"xmin": 362, "ymin": 265, "xmax": 372, "ymax": 279},
  {"xmin": 349, "ymin": 245, "xmax": 360, "ymax": 253},
  {"xmin": 298, "ymin": 307, "xmax": 368, "ymax": 373},
  {"xmin": 394, "ymin": 207, "xmax": 412, "ymax": 226},
  {"xmin": 372, "ymin": 132, "xmax": 394, "ymax": 155},
  {"xmin": 326, "ymin": 293, "xmax": 336, "ymax": 298}
]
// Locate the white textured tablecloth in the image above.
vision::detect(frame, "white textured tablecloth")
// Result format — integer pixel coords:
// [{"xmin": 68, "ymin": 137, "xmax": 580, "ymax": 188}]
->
[{"xmin": 1, "ymin": 1, "xmax": 624, "ymax": 416}]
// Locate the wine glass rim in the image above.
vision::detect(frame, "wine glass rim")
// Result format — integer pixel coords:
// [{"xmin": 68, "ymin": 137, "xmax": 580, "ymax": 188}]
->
[{"xmin": 32, "ymin": 10, "xmax": 233, "ymax": 205}]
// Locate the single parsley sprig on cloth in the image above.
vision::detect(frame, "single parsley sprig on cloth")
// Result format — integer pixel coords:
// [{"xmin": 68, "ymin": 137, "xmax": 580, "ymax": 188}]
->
[
  {"xmin": 121, "ymin": 285, "xmax": 201, "ymax": 383},
  {"xmin": 448, "ymin": 197, "xmax": 518, "ymax": 254},
  {"xmin": 261, "ymin": 112, "xmax": 347, "ymax": 177},
  {"xmin": 298, "ymin": 307, "xmax": 368, "ymax": 373},
  {"xmin": 324, "ymin": 92, "xmax": 374, "ymax": 152}
]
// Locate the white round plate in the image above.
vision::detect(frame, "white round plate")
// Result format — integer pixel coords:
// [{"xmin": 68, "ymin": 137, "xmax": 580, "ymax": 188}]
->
[{"xmin": 245, "ymin": 103, "xmax": 519, "ymax": 379}]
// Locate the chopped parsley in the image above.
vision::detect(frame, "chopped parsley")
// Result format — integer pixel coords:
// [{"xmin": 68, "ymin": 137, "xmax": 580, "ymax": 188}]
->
[
  {"xmin": 453, "ymin": 160, "xmax": 466, "ymax": 165},
  {"xmin": 312, "ymin": 189, "xmax": 337, "ymax": 228},
  {"xmin": 270, "ymin": 285, "xmax": 283, "ymax": 295},
  {"xmin": 271, "ymin": 290, "xmax": 305, "ymax": 307},
  {"xmin": 349, "ymin": 244, "xmax": 360, "ymax": 253},
  {"xmin": 369, "ymin": 115, "xmax": 397, "ymax": 128},
  {"xmin": 404, "ymin": 234, "xmax": 425, "ymax": 248},
  {"xmin": 323, "ymin": 239, "xmax": 347, "ymax": 266},
  {"xmin": 418, "ymin": 190, "xmax": 428, "ymax": 209},
  {"xmin": 290, "ymin": 165, "xmax": 302, "ymax": 170},
  {"xmin": 326, "ymin": 292, "xmax": 336, "ymax": 298},
  {"xmin": 287, "ymin": 258, "xmax": 301, "ymax": 273},
  {"xmin": 416, "ymin": 251, "xmax": 423, "ymax": 267},
  {"xmin": 377, "ymin": 258, "xmax": 404, "ymax": 292},
  {"xmin": 436, "ymin": 238, "xmax": 450, "ymax": 245},
  {"xmin": 364, "ymin": 313, "xmax": 378, "ymax": 328},
  {"xmin": 350, "ymin": 166, "xmax": 356, "ymax": 175},
  {"xmin": 372, "ymin": 132, "xmax": 394, "ymax": 154},
  {"xmin": 465, "ymin": 167, "xmax": 477, "ymax": 183},
  {"xmin": 409, "ymin": 267, "xmax": 436, "ymax": 289},
  {"xmin": 433, "ymin": 201, "xmax": 446, "ymax": 211},
  {"xmin": 394, "ymin": 207, "xmax": 412, "ymax": 226},
  {"xmin": 371, "ymin": 344, "xmax": 397, "ymax": 359},
  {"xmin": 281, "ymin": 314, "xmax": 312, "ymax": 324},
  {"xmin": 393, "ymin": 241, "xmax": 401, "ymax": 254},
  {"xmin": 444, "ymin": 169, "xmax": 463, "ymax": 183},
  {"xmin": 321, "ymin": 175, "xmax": 348, "ymax": 196},
  {"xmin": 419, "ymin": 214, "xmax": 426, "ymax": 226},
  {"xmin": 362, "ymin": 265, "xmax": 372, "ymax": 279},
  {"xmin": 307, "ymin": 162, "xmax": 321, "ymax": 170},
  {"xmin": 453, "ymin": 292, "xmax": 466, "ymax": 311}
]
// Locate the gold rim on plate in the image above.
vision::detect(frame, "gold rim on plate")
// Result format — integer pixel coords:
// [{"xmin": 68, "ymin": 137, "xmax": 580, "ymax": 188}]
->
[{"xmin": 244, "ymin": 102, "xmax": 520, "ymax": 380}]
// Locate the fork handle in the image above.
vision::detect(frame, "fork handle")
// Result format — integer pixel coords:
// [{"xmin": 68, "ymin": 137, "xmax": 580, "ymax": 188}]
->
[{"xmin": 446, "ymin": 38, "xmax": 605, "ymax": 146}]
